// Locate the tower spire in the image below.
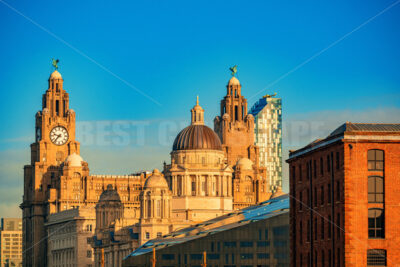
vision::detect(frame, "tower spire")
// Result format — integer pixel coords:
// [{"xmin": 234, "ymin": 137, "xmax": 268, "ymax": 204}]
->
[{"xmin": 191, "ymin": 95, "xmax": 204, "ymax": 125}]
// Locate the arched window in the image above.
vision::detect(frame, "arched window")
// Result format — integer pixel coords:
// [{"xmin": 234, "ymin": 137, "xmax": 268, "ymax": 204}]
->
[
  {"xmin": 368, "ymin": 208, "xmax": 384, "ymax": 238},
  {"xmin": 368, "ymin": 149, "xmax": 384, "ymax": 171},
  {"xmin": 368, "ymin": 176, "xmax": 384, "ymax": 203},
  {"xmin": 147, "ymin": 200, "xmax": 152, "ymax": 218}
]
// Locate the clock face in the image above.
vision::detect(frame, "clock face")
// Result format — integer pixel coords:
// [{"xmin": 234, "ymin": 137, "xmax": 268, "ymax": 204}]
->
[{"xmin": 50, "ymin": 126, "xmax": 69, "ymax": 145}]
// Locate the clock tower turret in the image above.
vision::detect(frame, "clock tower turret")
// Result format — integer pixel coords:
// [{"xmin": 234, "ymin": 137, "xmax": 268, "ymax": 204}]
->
[{"xmin": 22, "ymin": 67, "xmax": 81, "ymax": 267}]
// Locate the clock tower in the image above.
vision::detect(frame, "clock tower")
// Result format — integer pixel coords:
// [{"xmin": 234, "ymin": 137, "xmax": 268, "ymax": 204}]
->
[{"xmin": 22, "ymin": 69, "xmax": 80, "ymax": 267}]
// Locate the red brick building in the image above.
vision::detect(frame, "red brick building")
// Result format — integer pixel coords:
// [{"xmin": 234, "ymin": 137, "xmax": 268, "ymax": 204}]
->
[{"xmin": 287, "ymin": 123, "xmax": 400, "ymax": 267}]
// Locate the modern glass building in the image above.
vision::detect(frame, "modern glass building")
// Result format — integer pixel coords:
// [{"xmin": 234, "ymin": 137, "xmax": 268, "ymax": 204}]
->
[{"xmin": 250, "ymin": 95, "xmax": 282, "ymax": 189}]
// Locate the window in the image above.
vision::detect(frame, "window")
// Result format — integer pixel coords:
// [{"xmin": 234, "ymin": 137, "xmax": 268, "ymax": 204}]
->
[
  {"xmin": 368, "ymin": 208, "xmax": 384, "ymax": 238},
  {"xmin": 327, "ymin": 155, "xmax": 331, "ymax": 172},
  {"xmin": 328, "ymin": 215, "xmax": 332, "ymax": 238},
  {"xmin": 367, "ymin": 249, "xmax": 386, "ymax": 266},
  {"xmin": 299, "ymin": 165, "xmax": 302, "ymax": 180},
  {"xmin": 321, "ymin": 219, "xmax": 324, "ymax": 240},
  {"xmin": 157, "ymin": 232, "xmax": 162, "ymax": 238},
  {"xmin": 299, "ymin": 221, "xmax": 303, "ymax": 243},
  {"xmin": 368, "ymin": 150, "xmax": 384, "ymax": 171},
  {"xmin": 224, "ymin": 241, "xmax": 236, "ymax": 247},
  {"xmin": 327, "ymin": 183, "xmax": 331, "ymax": 204},
  {"xmin": 145, "ymin": 232, "xmax": 150, "ymax": 239},
  {"xmin": 87, "ymin": 250, "xmax": 92, "ymax": 258},
  {"xmin": 240, "ymin": 253, "xmax": 253, "ymax": 259},
  {"xmin": 314, "ymin": 187, "xmax": 318, "ymax": 207},
  {"xmin": 257, "ymin": 253, "xmax": 270, "ymax": 259},
  {"xmin": 190, "ymin": 254, "xmax": 202, "ymax": 260},
  {"xmin": 273, "ymin": 226, "xmax": 288, "ymax": 236},
  {"xmin": 336, "ymin": 152, "xmax": 340, "ymax": 170},
  {"xmin": 274, "ymin": 240, "xmax": 287, "ymax": 247},
  {"xmin": 257, "ymin": 241, "xmax": 269, "ymax": 247},
  {"xmin": 320, "ymin": 157, "xmax": 324, "ymax": 175},
  {"xmin": 314, "ymin": 218, "xmax": 318, "ymax": 240},
  {"xmin": 299, "ymin": 191, "xmax": 303, "ymax": 211},
  {"xmin": 240, "ymin": 241, "xmax": 253, "ymax": 247},
  {"xmin": 191, "ymin": 177, "xmax": 196, "ymax": 196},
  {"xmin": 337, "ymin": 213, "xmax": 341, "ymax": 239},
  {"xmin": 314, "ymin": 160, "xmax": 317, "ymax": 178},
  {"xmin": 292, "ymin": 166, "xmax": 296, "ymax": 181},
  {"xmin": 368, "ymin": 176, "xmax": 384, "ymax": 203},
  {"xmin": 336, "ymin": 181, "xmax": 340, "ymax": 201},
  {"xmin": 321, "ymin": 186, "xmax": 324, "ymax": 205},
  {"xmin": 207, "ymin": 254, "xmax": 220, "ymax": 260},
  {"xmin": 162, "ymin": 254, "xmax": 175, "ymax": 260}
]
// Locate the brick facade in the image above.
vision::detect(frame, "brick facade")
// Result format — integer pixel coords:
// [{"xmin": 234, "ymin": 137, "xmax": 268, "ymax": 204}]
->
[{"xmin": 287, "ymin": 123, "xmax": 400, "ymax": 266}]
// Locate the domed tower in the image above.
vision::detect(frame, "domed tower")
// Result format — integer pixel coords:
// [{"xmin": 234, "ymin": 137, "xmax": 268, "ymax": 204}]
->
[
  {"xmin": 164, "ymin": 97, "xmax": 233, "ymax": 226},
  {"xmin": 138, "ymin": 169, "xmax": 171, "ymax": 244},
  {"xmin": 214, "ymin": 69, "xmax": 270, "ymax": 209},
  {"xmin": 95, "ymin": 184, "xmax": 124, "ymax": 232}
]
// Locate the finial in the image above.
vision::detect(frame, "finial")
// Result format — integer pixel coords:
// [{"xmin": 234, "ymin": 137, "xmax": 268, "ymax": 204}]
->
[
  {"xmin": 196, "ymin": 95, "xmax": 199, "ymax": 105},
  {"xmin": 229, "ymin": 65, "xmax": 237, "ymax": 76},
  {"xmin": 52, "ymin": 58, "xmax": 60, "ymax": 70}
]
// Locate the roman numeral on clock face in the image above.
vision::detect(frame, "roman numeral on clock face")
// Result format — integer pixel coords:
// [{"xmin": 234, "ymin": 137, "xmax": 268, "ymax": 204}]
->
[{"xmin": 50, "ymin": 126, "xmax": 69, "ymax": 145}]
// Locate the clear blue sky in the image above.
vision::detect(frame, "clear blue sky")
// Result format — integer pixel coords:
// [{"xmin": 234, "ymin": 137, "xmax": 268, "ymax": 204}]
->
[{"xmin": 0, "ymin": 0, "xmax": 399, "ymax": 217}]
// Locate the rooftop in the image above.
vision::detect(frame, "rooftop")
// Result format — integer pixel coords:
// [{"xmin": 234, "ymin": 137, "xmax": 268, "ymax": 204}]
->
[
  {"xmin": 124, "ymin": 194, "xmax": 289, "ymax": 259},
  {"xmin": 289, "ymin": 122, "xmax": 400, "ymax": 159}
]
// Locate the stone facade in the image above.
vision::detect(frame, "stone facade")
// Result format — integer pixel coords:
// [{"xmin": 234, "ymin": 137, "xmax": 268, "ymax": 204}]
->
[
  {"xmin": 214, "ymin": 76, "xmax": 271, "ymax": 209},
  {"xmin": 287, "ymin": 123, "xmax": 400, "ymax": 267},
  {"xmin": 46, "ymin": 207, "xmax": 95, "ymax": 267},
  {"xmin": 21, "ymin": 70, "xmax": 149, "ymax": 267}
]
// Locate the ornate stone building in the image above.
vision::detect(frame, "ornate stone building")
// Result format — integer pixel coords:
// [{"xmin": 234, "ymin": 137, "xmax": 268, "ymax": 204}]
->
[
  {"xmin": 164, "ymin": 97, "xmax": 233, "ymax": 222},
  {"xmin": 22, "ymin": 68, "xmax": 275, "ymax": 267},
  {"xmin": 21, "ymin": 70, "xmax": 150, "ymax": 267},
  {"xmin": 214, "ymin": 75, "xmax": 270, "ymax": 209}
]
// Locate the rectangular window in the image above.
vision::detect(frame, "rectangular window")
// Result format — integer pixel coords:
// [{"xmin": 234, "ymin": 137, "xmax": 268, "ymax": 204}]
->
[
  {"xmin": 368, "ymin": 208, "xmax": 384, "ymax": 238},
  {"xmin": 257, "ymin": 241, "xmax": 270, "ymax": 247},
  {"xmin": 162, "ymin": 254, "xmax": 175, "ymax": 260},
  {"xmin": 314, "ymin": 187, "xmax": 318, "ymax": 207},
  {"xmin": 207, "ymin": 254, "xmax": 220, "ymax": 260},
  {"xmin": 320, "ymin": 157, "xmax": 324, "ymax": 175},
  {"xmin": 314, "ymin": 218, "xmax": 318, "ymax": 240},
  {"xmin": 321, "ymin": 186, "xmax": 324, "ymax": 205},
  {"xmin": 273, "ymin": 226, "xmax": 288, "ymax": 236},
  {"xmin": 328, "ymin": 183, "xmax": 331, "ymax": 204},
  {"xmin": 327, "ymin": 155, "xmax": 331, "ymax": 172},
  {"xmin": 328, "ymin": 215, "xmax": 332, "ymax": 238},
  {"xmin": 190, "ymin": 254, "xmax": 203, "ymax": 260},
  {"xmin": 336, "ymin": 152, "xmax": 340, "ymax": 170},
  {"xmin": 368, "ymin": 176, "xmax": 384, "ymax": 203},
  {"xmin": 368, "ymin": 150, "xmax": 384, "ymax": 171},
  {"xmin": 337, "ymin": 213, "xmax": 341, "ymax": 239},
  {"xmin": 336, "ymin": 181, "xmax": 340, "ymax": 201},
  {"xmin": 367, "ymin": 249, "xmax": 386, "ymax": 266},
  {"xmin": 240, "ymin": 241, "xmax": 253, "ymax": 247},
  {"xmin": 87, "ymin": 250, "xmax": 92, "ymax": 258},
  {"xmin": 257, "ymin": 253, "xmax": 270, "ymax": 259},
  {"xmin": 299, "ymin": 221, "xmax": 303, "ymax": 243},
  {"xmin": 240, "ymin": 253, "xmax": 253, "ymax": 259},
  {"xmin": 299, "ymin": 165, "xmax": 302, "ymax": 180},
  {"xmin": 299, "ymin": 191, "xmax": 303, "ymax": 211},
  {"xmin": 314, "ymin": 160, "xmax": 317, "ymax": 178},
  {"xmin": 223, "ymin": 241, "xmax": 236, "ymax": 248},
  {"xmin": 321, "ymin": 219, "xmax": 324, "ymax": 240}
]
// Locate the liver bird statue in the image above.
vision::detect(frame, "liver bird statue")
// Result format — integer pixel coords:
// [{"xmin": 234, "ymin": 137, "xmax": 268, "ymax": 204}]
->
[
  {"xmin": 229, "ymin": 65, "xmax": 237, "ymax": 76},
  {"xmin": 52, "ymin": 58, "xmax": 59, "ymax": 70}
]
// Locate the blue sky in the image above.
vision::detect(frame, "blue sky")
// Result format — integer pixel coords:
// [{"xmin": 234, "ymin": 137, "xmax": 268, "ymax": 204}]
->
[{"xmin": 0, "ymin": 0, "xmax": 400, "ymax": 217}]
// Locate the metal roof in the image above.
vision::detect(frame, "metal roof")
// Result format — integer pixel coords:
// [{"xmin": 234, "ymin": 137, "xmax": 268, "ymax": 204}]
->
[{"xmin": 124, "ymin": 194, "xmax": 289, "ymax": 259}]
